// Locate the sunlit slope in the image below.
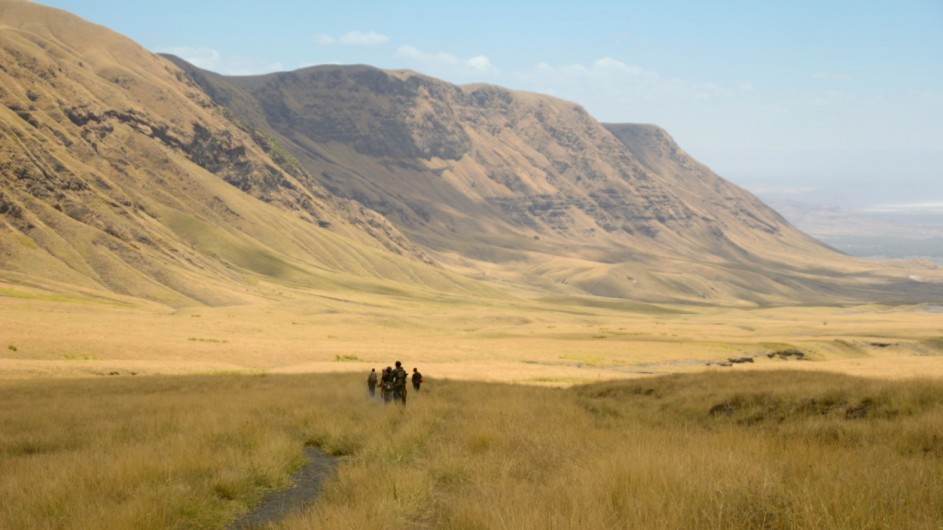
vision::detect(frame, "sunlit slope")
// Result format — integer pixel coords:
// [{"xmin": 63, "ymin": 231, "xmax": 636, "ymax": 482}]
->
[
  {"xmin": 172, "ymin": 61, "xmax": 943, "ymax": 305},
  {"xmin": 3, "ymin": 1, "xmax": 939, "ymax": 308},
  {"xmin": 0, "ymin": 1, "xmax": 483, "ymax": 306}
]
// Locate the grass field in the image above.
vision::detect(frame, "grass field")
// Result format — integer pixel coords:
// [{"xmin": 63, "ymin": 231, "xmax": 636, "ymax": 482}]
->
[
  {"xmin": 2, "ymin": 371, "xmax": 942, "ymax": 529},
  {"xmin": 2, "ymin": 279, "xmax": 942, "ymax": 383},
  {"xmin": 2, "ymin": 283, "xmax": 942, "ymax": 528}
]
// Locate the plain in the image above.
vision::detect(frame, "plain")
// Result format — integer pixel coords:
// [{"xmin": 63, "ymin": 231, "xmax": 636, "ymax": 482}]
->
[{"xmin": 2, "ymin": 283, "xmax": 943, "ymax": 529}]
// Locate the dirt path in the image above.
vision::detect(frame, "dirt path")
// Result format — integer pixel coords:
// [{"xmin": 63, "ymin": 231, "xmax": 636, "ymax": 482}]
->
[{"xmin": 228, "ymin": 446, "xmax": 337, "ymax": 529}]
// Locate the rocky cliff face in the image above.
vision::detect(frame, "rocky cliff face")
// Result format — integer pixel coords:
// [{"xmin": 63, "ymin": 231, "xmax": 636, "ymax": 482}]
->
[
  {"xmin": 186, "ymin": 66, "xmax": 686, "ymax": 248},
  {"xmin": 172, "ymin": 60, "xmax": 935, "ymax": 304},
  {"xmin": 177, "ymin": 64, "xmax": 779, "ymax": 252}
]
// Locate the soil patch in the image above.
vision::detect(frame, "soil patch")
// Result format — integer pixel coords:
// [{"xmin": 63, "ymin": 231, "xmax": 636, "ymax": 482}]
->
[{"xmin": 228, "ymin": 446, "xmax": 337, "ymax": 529}]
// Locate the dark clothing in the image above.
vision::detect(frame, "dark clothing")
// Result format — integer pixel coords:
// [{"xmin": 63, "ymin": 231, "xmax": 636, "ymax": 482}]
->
[
  {"xmin": 412, "ymin": 371, "xmax": 423, "ymax": 391},
  {"xmin": 393, "ymin": 367, "xmax": 408, "ymax": 388},
  {"xmin": 393, "ymin": 366, "xmax": 408, "ymax": 404},
  {"xmin": 380, "ymin": 369, "xmax": 394, "ymax": 403},
  {"xmin": 367, "ymin": 371, "xmax": 378, "ymax": 396}
]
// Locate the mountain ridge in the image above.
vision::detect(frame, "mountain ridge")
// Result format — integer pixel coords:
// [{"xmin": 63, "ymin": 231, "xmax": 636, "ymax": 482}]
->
[
  {"xmin": 170, "ymin": 57, "xmax": 942, "ymax": 304},
  {"xmin": 2, "ymin": 1, "xmax": 941, "ymax": 307}
]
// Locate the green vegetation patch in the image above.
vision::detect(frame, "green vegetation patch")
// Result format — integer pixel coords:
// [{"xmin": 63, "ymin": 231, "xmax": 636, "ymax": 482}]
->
[
  {"xmin": 559, "ymin": 353, "xmax": 609, "ymax": 366},
  {"xmin": 251, "ymin": 129, "xmax": 305, "ymax": 177},
  {"xmin": 526, "ymin": 376, "xmax": 597, "ymax": 384},
  {"xmin": 575, "ymin": 370, "xmax": 943, "ymax": 430},
  {"xmin": 920, "ymin": 337, "xmax": 943, "ymax": 353},
  {"xmin": 63, "ymin": 353, "xmax": 98, "ymax": 361}
]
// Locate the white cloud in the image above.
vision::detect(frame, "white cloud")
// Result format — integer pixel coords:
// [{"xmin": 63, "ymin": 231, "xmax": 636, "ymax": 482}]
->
[
  {"xmin": 394, "ymin": 45, "xmax": 499, "ymax": 77},
  {"xmin": 467, "ymin": 55, "xmax": 495, "ymax": 73},
  {"xmin": 314, "ymin": 31, "xmax": 390, "ymax": 46}
]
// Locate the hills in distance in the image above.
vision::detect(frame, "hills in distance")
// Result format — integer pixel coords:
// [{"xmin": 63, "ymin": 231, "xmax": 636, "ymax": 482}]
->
[{"xmin": 2, "ymin": 1, "xmax": 941, "ymax": 308}]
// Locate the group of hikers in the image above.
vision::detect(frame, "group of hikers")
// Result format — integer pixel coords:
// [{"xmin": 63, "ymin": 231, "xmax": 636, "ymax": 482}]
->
[{"xmin": 366, "ymin": 361, "xmax": 422, "ymax": 404}]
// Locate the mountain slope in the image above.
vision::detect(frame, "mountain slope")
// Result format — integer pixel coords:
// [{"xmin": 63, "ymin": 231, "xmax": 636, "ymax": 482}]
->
[
  {"xmin": 0, "ymin": 1, "xmax": 474, "ymax": 306},
  {"xmin": 170, "ymin": 60, "xmax": 943, "ymax": 305},
  {"xmin": 2, "ymin": 1, "xmax": 940, "ymax": 308}
]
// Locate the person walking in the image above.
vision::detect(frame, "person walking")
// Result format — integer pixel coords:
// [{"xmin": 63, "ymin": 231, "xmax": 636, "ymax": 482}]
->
[
  {"xmin": 411, "ymin": 367, "xmax": 423, "ymax": 392},
  {"xmin": 393, "ymin": 361, "xmax": 408, "ymax": 405},
  {"xmin": 380, "ymin": 366, "xmax": 393, "ymax": 403},
  {"xmin": 367, "ymin": 368, "xmax": 378, "ymax": 397}
]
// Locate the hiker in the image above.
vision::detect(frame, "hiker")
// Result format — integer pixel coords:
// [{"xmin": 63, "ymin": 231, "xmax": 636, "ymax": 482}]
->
[
  {"xmin": 393, "ymin": 361, "xmax": 408, "ymax": 405},
  {"xmin": 411, "ymin": 367, "xmax": 423, "ymax": 391},
  {"xmin": 367, "ymin": 368, "xmax": 378, "ymax": 397},
  {"xmin": 380, "ymin": 366, "xmax": 394, "ymax": 403}
]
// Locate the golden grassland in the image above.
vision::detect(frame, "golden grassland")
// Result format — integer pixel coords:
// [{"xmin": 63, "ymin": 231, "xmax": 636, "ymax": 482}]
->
[
  {"xmin": 1, "ymin": 371, "xmax": 942, "ymax": 529},
  {"xmin": 2, "ymin": 282, "xmax": 942, "ymax": 528},
  {"xmin": 2, "ymin": 279, "xmax": 942, "ymax": 383}
]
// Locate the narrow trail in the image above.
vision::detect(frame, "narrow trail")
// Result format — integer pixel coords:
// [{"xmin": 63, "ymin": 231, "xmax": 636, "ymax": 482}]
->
[{"xmin": 228, "ymin": 446, "xmax": 337, "ymax": 529}]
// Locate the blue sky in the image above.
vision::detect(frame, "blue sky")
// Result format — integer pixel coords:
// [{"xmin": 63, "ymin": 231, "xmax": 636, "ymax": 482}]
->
[{"xmin": 33, "ymin": 1, "xmax": 943, "ymax": 210}]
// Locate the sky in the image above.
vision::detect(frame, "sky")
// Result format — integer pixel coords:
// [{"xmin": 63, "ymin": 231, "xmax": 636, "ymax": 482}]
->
[{"xmin": 32, "ymin": 0, "xmax": 943, "ymax": 211}]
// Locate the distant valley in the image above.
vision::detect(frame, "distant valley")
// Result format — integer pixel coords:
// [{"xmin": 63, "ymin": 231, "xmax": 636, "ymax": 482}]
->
[{"xmin": 754, "ymin": 192, "xmax": 943, "ymax": 263}]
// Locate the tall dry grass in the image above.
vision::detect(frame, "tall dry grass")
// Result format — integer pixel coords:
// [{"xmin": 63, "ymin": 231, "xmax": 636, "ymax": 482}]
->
[
  {"xmin": 0, "ymin": 375, "xmax": 328, "ymax": 529},
  {"xmin": 292, "ymin": 371, "xmax": 943, "ymax": 530},
  {"xmin": 2, "ymin": 371, "xmax": 942, "ymax": 529}
]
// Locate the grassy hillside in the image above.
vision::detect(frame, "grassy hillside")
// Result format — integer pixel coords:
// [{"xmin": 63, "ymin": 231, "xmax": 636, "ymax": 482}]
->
[
  {"xmin": 2, "ymin": 371, "xmax": 942, "ymax": 529},
  {"xmin": 0, "ymin": 1, "xmax": 469, "ymax": 307}
]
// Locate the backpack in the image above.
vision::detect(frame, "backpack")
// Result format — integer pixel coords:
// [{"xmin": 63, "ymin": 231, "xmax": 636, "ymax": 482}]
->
[
  {"xmin": 368, "ymin": 371, "xmax": 377, "ymax": 383},
  {"xmin": 394, "ymin": 367, "xmax": 407, "ymax": 386}
]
